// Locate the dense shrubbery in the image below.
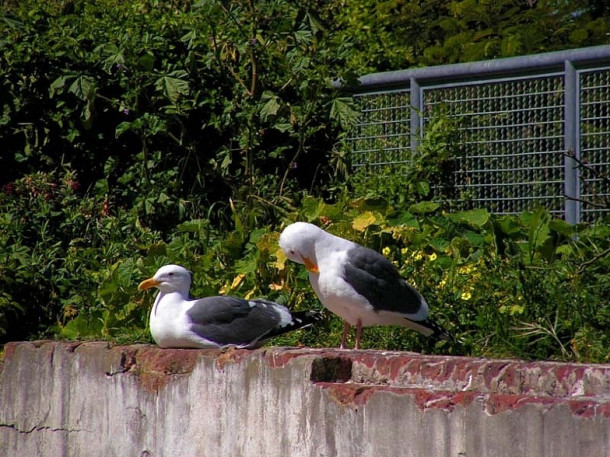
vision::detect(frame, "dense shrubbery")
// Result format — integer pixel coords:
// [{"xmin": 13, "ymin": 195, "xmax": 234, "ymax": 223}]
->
[
  {"xmin": 0, "ymin": 0, "xmax": 353, "ymax": 341},
  {"xmin": 1, "ymin": 0, "xmax": 609, "ymax": 361},
  {"xmin": 283, "ymin": 199, "xmax": 610, "ymax": 361},
  {"xmin": 331, "ymin": 0, "xmax": 610, "ymax": 72},
  {"xmin": 2, "ymin": 170, "xmax": 609, "ymax": 362},
  {"xmin": 0, "ymin": 0, "xmax": 353, "ymax": 212}
]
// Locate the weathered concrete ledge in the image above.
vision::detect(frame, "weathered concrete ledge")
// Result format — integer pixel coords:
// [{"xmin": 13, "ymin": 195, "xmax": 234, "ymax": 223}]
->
[{"xmin": 1, "ymin": 341, "xmax": 609, "ymax": 456}]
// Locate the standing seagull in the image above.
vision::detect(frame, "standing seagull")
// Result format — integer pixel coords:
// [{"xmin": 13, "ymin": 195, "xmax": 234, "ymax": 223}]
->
[
  {"xmin": 139, "ymin": 264, "xmax": 322, "ymax": 349},
  {"xmin": 279, "ymin": 222, "xmax": 449, "ymax": 349}
]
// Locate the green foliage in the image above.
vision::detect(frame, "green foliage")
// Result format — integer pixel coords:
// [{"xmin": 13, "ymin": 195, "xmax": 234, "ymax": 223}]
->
[
  {"xmin": 0, "ymin": 0, "xmax": 351, "ymax": 342},
  {"xmin": 1, "ymin": 0, "xmax": 609, "ymax": 363},
  {"xmin": 0, "ymin": 169, "xmax": 159, "ymax": 342},
  {"xmin": 273, "ymin": 197, "xmax": 610, "ymax": 362},
  {"xmin": 0, "ymin": 0, "xmax": 351, "ymax": 229},
  {"xmin": 349, "ymin": 107, "xmax": 465, "ymax": 206},
  {"xmin": 330, "ymin": 0, "xmax": 610, "ymax": 72},
  {"xmin": 2, "ymin": 169, "xmax": 608, "ymax": 362}
]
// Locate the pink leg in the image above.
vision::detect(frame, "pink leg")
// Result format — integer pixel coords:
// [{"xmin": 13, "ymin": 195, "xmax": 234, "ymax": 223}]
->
[
  {"xmin": 355, "ymin": 319, "xmax": 363, "ymax": 350},
  {"xmin": 340, "ymin": 321, "xmax": 350, "ymax": 349}
]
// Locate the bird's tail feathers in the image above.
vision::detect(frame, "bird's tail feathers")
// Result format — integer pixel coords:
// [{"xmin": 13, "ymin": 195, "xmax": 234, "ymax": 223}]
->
[
  {"xmin": 287, "ymin": 310, "xmax": 325, "ymax": 330},
  {"xmin": 246, "ymin": 310, "xmax": 324, "ymax": 348},
  {"xmin": 405, "ymin": 317, "xmax": 455, "ymax": 342}
]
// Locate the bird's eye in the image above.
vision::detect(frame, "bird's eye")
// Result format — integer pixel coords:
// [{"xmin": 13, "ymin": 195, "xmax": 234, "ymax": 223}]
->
[
  {"xmin": 168, "ymin": 272, "xmax": 174, "ymax": 276},
  {"xmin": 290, "ymin": 249, "xmax": 296, "ymax": 255}
]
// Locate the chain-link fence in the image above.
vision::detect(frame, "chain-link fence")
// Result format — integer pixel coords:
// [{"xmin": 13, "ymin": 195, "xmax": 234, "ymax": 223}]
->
[{"xmin": 345, "ymin": 46, "xmax": 610, "ymax": 223}]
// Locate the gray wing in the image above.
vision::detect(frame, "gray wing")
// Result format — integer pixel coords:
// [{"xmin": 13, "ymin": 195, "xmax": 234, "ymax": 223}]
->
[
  {"xmin": 342, "ymin": 245, "xmax": 426, "ymax": 316},
  {"xmin": 185, "ymin": 297, "xmax": 284, "ymax": 346}
]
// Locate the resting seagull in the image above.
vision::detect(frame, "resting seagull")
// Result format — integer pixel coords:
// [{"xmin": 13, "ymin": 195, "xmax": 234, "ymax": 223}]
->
[
  {"xmin": 279, "ymin": 222, "xmax": 449, "ymax": 349},
  {"xmin": 138, "ymin": 264, "xmax": 322, "ymax": 349}
]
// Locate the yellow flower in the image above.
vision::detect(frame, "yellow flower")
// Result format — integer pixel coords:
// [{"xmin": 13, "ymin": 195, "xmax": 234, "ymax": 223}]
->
[
  {"xmin": 401, "ymin": 247, "xmax": 408, "ymax": 256},
  {"xmin": 413, "ymin": 252, "xmax": 423, "ymax": 261},
  {"xmin": 458, "ymin": 264, "xmax": 474, "ymax": 275},
  {"xmin": 438, "ymin": 278, "xmax": 446, "ymax": 288},
  {"xmin": 428, "ymin": 253, "xmax": 437, "ymax": 261},
  {"xmin": 63, "ymin": 304, "xmax": 78, "ymax": 319},
  {"xmin": 382, "ymin": 246, "xmax": 391, "ymax": 257},
  {"xmin": 461, "ymin": 291, "xmax": 472, "ymax": 301}
]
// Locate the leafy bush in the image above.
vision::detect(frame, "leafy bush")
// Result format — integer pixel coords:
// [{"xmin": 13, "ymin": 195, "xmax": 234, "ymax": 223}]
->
[
  {"xmin": 330, "ymin": 0, "xmax": 610, "ymax": 73},
  {"xmin": 1, "ymin": 167, "xmax": 609, "ymax": 362},
  {"xmin": 0, "ymin": 0, "xmax": 352, "ymax": 226},
  {"xmin": 1, "ymin": 0, "xmax": 609, "ymax": 363},
  {"xmin": 269, "ymin": 197, "xmax": 610, "ymax": 361},
  {"xmin": 0, "ymin": 169, "xmax": 159, "ymax": 342}
]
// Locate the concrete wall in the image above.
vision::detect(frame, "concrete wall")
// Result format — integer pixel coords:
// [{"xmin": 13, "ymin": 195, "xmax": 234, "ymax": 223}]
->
[{"xmin": 1, "ymin": 341, "xmax": 609, "ymax": 457}]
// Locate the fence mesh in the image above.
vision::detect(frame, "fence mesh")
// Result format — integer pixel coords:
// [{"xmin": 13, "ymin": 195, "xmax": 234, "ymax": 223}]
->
[
  {"xmin": 346, "ymin": 50, "xmax": 610, "ymax": 222},
  {"xmin": 579, "ymin": 68, "xmax": 610, "ymax": 222},
  {"xmin": 422, "ymin": 75, "xmax": 566, "ymax": 216},
  {"xmin": 349, "ymin": 90, "xmax": 412, "ymax": 175}
]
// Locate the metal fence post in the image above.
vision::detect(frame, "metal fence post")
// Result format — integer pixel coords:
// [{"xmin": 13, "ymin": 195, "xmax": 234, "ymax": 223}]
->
[
  {"xmin": 410, "ymin": 77, "xmax": 421, "ymax": 160},
  {"xmin": 564, "ymin": 60, "xmax": 579, "ymax": 224}
]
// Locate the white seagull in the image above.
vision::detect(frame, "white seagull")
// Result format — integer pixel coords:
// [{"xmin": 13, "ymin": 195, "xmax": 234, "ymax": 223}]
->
[
  {"xmin": 279, "ymin": 222, "xmax": 449, "ymax": 349},
  {"xmin": 138, "ymin": 264, "xmax": 322, "ymax": 349}
]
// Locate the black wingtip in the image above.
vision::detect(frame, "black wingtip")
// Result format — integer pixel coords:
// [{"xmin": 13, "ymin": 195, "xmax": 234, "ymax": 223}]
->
[
  {"xmin": 422, "ymin": 319, "xmax": 460, "ymax": 344},
  {"xmin": 291, "ymin": 309, "xmax": 325, "ymax": 327},
  {"xmin": 257, "ymin": 309, "xmax": 325, "ymax": 343}
]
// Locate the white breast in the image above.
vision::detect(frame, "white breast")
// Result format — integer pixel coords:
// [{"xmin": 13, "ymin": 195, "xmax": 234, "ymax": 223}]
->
[
  {"xmin": 310, "ymin": 250, "xmax": 373, "ymax": 326},
  {"xmin": 149, "ymin": 292, "xmax": 220, "ymax": 348}
]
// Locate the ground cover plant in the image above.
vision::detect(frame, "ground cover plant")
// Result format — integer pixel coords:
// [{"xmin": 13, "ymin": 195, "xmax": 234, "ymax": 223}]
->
[
  {"xmin": 2, "ymin": 174, "xmax": 609, "ymax": 362},
  {"xmin": 1, "ymin": 0, "xmax": 609, "ymax": 361}
]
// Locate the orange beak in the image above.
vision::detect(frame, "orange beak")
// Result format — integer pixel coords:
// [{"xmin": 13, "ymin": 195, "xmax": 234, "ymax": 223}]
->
[
  {"xmin": 302, "ymin": 256, "xmax": 319, "ymax": 273},
  {"xmin": 138, "ymin": 277, "xmax": 161, "ymax": 291}
]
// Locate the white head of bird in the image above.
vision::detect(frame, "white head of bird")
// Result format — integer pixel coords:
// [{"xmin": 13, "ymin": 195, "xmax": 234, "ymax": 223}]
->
[
  {"xmin": 138, "ymin": 264, "xmax": 192, "ymax": 295},
  {"xmin": 279, "ymin": 222, "xmax": 330, "ymax": 273}
]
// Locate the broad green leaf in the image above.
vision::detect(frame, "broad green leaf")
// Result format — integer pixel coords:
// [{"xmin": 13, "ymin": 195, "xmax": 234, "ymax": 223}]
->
[
  {"xmin": 260, "ymin": 91, "xmax": 281, "ymax": 121},
  {"xmin": 463, "ymin": 230, "xmax": 486, "ymax": 246},
  {"xmin": 555, "ymin": 245, "xmax": 573, "ymax": 256},
  {"xmin": 387, "ymin": 211, "xmax": 419, "ymax": 228},
  {"xmin": 330, "ymin": 97, "xmax": 360, "ymax": 129},
  {"xmin": 349, "ymin": 197, "xmax": 388, "ymax": 211},
  {"xmin": 549, "ymin": 219, "xmax": 575, "ymax": 237},
  {"xmin": 156, "ymin": 72, "xmax": 189, "ymax": 103},
  {"xmin": 272, "ymin": 122, "xmax": 292, "ymax": 133},
  {"xmin": 496, "ymin": 215, "xmax": 522, "ymax": 236},
  {"xmin": 524, "ymin": 207, "xmax": 551, "ymax": 254},
  {"xmin": 177, "ymin": 219, "xmax": 208, "ymax": 233},
  {"xmin": 68, "ymin": 75, "xmax": 96, "ymax": 101},
  {"xmin": 352, "ymin": 211, "xmax": 377, "ymax": 231},
  {"xmin": 81, "ymin": 100, "xmax": 95, "ymax": 128},
  {"xmin": 138, "ymin": 52, "xmax": 155, "ymax": 71},
  {"xmin": 49, "ymin": 74, "xmax": 72, "ymax": 98},
  {"xmin": 301, "ymin": 196, "xmax": 325, "ymax": 221},
  {"xmin": 235, "ymin": 255, "xmax": 259, "ymax": 274},
  {"xmin": 409, "ymin": 201, "xmax": 440, "ymax": 213},
  {"xmin": 115, "ymin": 121, "xmax": 132, "ymax": 137},
  {"xmin": 294, "ymin": 29, "xmax": 313, "ymax": 44},
  {"xmin": 449, "ymin": 208, "xmax": 490, "ymax": 228},
  {"xmin": 146, "ymin": 243, "xmax": 168, "ymax": 258},
  {"xmin": 116, "ymin": 259, "xmax": 136, "ymax": 287},
  {"xmin": 60, "ymin": 314, "xmax": 102, "ymax": 339},
  {"xmin": 429, "ymin": 237, "xmax": 450, "ymax": 252},
  {"xmin": 415, "ymin": 181, "xmax": 430, "ymax": 196}
]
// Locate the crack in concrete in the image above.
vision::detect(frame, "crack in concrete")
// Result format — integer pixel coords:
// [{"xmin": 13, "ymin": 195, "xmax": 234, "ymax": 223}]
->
[{"xmin": 0, "ymin": 423, "xmax": 88, "ymax": 434}]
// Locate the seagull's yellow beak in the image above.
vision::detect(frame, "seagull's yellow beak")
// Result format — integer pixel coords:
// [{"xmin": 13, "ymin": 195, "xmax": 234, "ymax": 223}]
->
[
  {"xmin": 302, "ymin": 256, "xmax": 319, "ymax": 273},
  {"xmin": 138, "ymin": 277, "xmax": 160, "ymax": 291}
]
